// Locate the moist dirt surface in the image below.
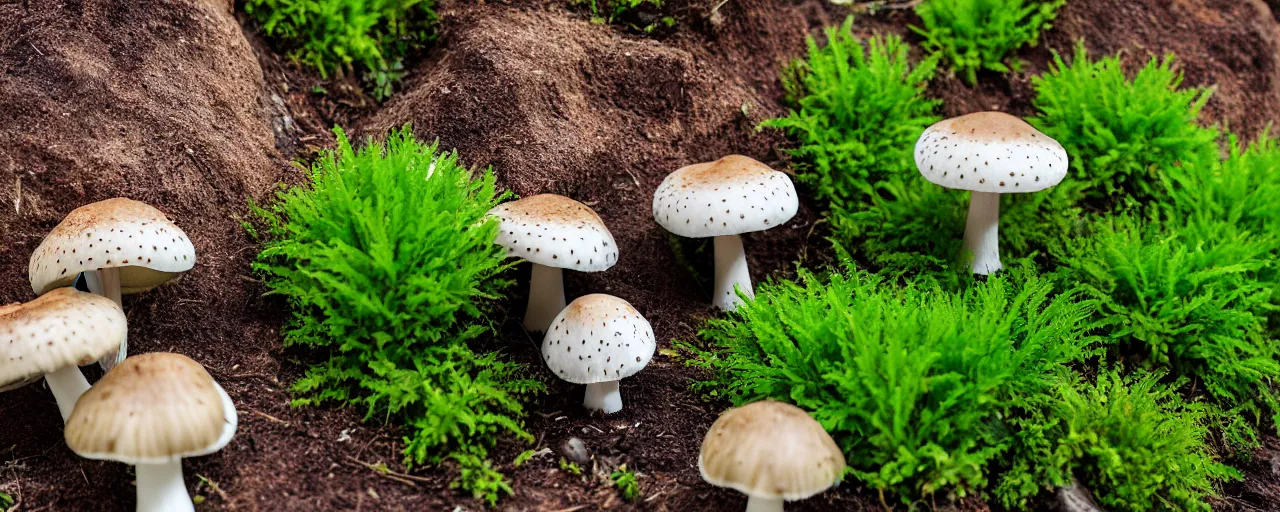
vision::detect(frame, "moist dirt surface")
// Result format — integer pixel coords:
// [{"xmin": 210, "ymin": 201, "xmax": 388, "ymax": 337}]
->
[{"xmin": 2, "ymin": 0, "xmax": 1279, "ymax": 510}]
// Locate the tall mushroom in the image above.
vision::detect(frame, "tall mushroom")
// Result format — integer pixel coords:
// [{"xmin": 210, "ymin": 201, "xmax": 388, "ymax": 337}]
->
[
  {"xmin": 0, "ymin": 288, "xmax": 127, "ymax": 420},
  {"xmin": 914, "ymin": 112, "xmax": 1067, "ymax": 274},
  {"xmin": 488, "ymin": 194, "xmax": 618, "ymax": 332},
  {"xmin": 652, "ymin": 155, "xmax": 798, "ymax": 311},
  {"xmin": 28, "ymin": 198, "xmax": 196, "ymax": 369},
  {"xmin": 699, "ymin": 401, "xmax": 845, "ymax": 512},
  {"xmin": 65, "ymin": 353, "xmax": 237, "ymax": 512},
  {"xmin": 542, "ymin": 294, "xmax": 654, "ymax": 414}
]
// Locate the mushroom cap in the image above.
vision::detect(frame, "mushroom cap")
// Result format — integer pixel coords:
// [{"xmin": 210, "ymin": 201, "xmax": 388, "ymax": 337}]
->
[
  {"xmin": 65, "ymin": 353, "xmax": 237, "ymax": 465},
  {"xmin": 653, "ymin": 155, "xmax": 798, "ymax": 238},
  {"xmin": 0, "ymin": 288, "xmax": 127, "ymax": 389},
  {"xmin": 914, "ymin": 112, "xmax": 1068, "ymax": 193},
  {"xmin": 541, "ymin": 294, "xmax": 655, "ymax": 385},
  {"xmin": 29, "ymin": 198, "xmax": 196, "ymax": 295},
  {"xmin": 488, "ymin": 194, "xmax": 618, "ymax": 272},
  {"xmin": 699, "ymin": 400, "xmax": 845, "ymax": 501}
]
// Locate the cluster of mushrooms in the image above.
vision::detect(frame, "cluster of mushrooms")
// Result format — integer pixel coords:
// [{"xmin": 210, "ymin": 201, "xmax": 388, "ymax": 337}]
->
[
  {"xmin": 1, "ymin": 198, "xmax": 235, "ymax": 512},
  {"xmin": 498, "ymin": 112, "xmax": 1067, "ymax": 510},
  {"xmin": 487, "ymin": 154, "xmax": 799, "ymax": 414},
  {"xmin": 0, "ymin": 111, "xmax": 1062, "ymax": 511}
]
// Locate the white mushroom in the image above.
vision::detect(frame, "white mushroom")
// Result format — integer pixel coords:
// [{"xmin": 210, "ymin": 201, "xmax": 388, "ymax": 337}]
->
[
  {"xmin": 699, "ymin": 401, "xmax": 846, "ymax": 512},
  {"xmin": 65, "ymin": 353, "xmax": 237, "ymax": 512},
  {"xmin": 0, "ymin": 288, "xmax": 127, "ymax": 421},
  {"xmin": 542, "ymin": 294, "xmax": 654, "ymax": 414},
  {"xmin": 28, "ymin": 198, "xmax": 196, "ymax": 369},
  {"xmin": 652, "ymin": 155, "xmax": 798, "ymax": 311},
  {"xmin": 488, "ymin": 194, "xmax": 618, "ymax": 332},
  {"xmin": 914, "ymin": 112, "xmax": 1068, "ymax": 274}
]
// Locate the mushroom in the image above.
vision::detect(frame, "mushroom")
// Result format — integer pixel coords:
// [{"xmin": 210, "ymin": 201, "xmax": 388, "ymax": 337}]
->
[
  {"xmin": 699, "ymin": 401, "xmax": 845, "ymax": 512},
  {"xmin": 28, "ymin": 198, "xmax": 196, "ymax": 369},
  {"xmin": 914, "ymin": 112, "xmax": 1068, "ymax": 274},
  {"xmin": 65, "ymin": 352, "xmax": 237, "ymax": 512},
  {"xmin": 0, "ymin": 288, "xmax": 127, "ymax": 420},
  {"xmin": 652, "ymin": 155, "xmax": 798, "ymax": 311},
  {"xmin": 488, "ymin": 194, "xmax": 618, "ymax": 332},
  {"xmin": 541, "ymin": 294, "xmax": 654, "ymax": 414}
]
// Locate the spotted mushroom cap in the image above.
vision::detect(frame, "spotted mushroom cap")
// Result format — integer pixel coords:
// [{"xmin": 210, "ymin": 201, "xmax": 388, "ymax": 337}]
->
[
  {"xmin": 0, "ymin": 288, "xmax": 126, "ymax": 390},
  {"xmin": 541, "ymin": 294, "xmax": 655, "ymax": 385},
  {"xmin": 65, "ymin": 353, "xmax": 238, "ymax": 465},
  {"xmin": 29, "ymin": 198, "xmax": 196, "ymax": 295},
  {"xmin": 653, "ymin": 155, "xmax": 798, "ymax": 238},
  {"xmin": 488, "ymin": 194, "xmax": 618, "ymax": 272},
  {"xmin": 699, "ymin": 400, "xmax": 845, "ymax": 501},
  {"xmin": 914, "ymin": 112, "xmax": 1068, "ymax": 194}
]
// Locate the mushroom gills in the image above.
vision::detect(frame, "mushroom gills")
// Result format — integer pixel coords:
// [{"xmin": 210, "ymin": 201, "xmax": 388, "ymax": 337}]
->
[
  {"xmin": 962, "ymin": 191, "xmax": 1002, "ymax": 275},
  {"xmin": 83, "ymin": 267, "xmax": 127, "ymax": 370},
  {"xmin": 584, "ymin": 380, "xmax": 623, "ymax": 414},
  {"xmin": 523, "ymin": 264, "xmax": 566, "ymax": 332},
  {"xmin": 713, "ymin": 234, "xmax": 754, "ymax": 311}
]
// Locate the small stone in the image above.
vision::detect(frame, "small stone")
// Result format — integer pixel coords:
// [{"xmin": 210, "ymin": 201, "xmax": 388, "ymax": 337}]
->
[{"xmin": 559, "ymin": 436, "xmax": 590, "ymax": 464}]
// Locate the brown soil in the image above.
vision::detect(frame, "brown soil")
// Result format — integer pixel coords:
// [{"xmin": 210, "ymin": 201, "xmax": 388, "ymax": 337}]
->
[{"xmin": 1, "ymin": 0, "xmax": 1279, "ymax": 511}]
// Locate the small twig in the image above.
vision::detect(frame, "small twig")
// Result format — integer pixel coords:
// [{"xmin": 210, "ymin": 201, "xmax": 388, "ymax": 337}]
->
[
  {"xmin": 13, "ymin": 175, "xmax": 20, "ymax": 215},
  {"xmin": 249, "ymin": 409, "xmax": 290, "ymax": 427},
  {"xmin": 28, "ymin": 42, "xmax": 43, "ymax": 56},
  {"xmin": 549, "ymin": 506, "xmax": 589, "ymax": 512},
  {"xmin": 345, "ymin": 457, "xmax": 434, "ymax": 487}
]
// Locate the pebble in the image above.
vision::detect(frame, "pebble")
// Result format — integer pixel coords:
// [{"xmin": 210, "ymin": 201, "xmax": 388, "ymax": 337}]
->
[{"xmin": 559, "ymin": 436, "xmax": 590, "ymax": 464}]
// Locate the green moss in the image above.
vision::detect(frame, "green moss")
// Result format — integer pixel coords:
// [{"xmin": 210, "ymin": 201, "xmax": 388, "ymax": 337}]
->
[
  {"xmin": 251, "ymin": 126, "xmax": 543, "ymax": 504},
  {"xmin": 913, "ymin": 0, "xmax": 1066, "ymax": 85},
  {"xmin": 243, "ymin": 0, "xmax": 437, "ymax": 99},
  {"xmin": 998, "ymin": 369, "xmax": 1239, "ymax": 511},
  {"xmin": 685, "ymin": 263, "xmax": 1098, "ymax": 502}
]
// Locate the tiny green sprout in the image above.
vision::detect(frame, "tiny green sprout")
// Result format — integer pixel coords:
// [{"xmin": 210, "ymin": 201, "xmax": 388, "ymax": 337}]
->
[
  {"xmin": 0, "ymin": 491, "xmax": 13, "ymax": 511},
  {"xmin": 559, "ymin": 458, "xmax": 583, "ymax": 476},
  {"xmin": 611, "ymin": 464, "xmax": 640, "ymax": 502},
  {"xmin": 513, "ymin": 449, "xmax": 537, "ymax": 467},
  {"xmin": 192, "ymin": 495, "xmax": 206, "ymax": 505},
  {"xmin": 311, "ymin": 85, "xmax": 328, "ymax": 96}
]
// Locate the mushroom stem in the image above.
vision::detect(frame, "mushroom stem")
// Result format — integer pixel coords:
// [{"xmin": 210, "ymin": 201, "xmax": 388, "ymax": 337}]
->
[
  {"xmin": 745, "ymin": 496, "xmax": 784, "ymax": 512},
  {"xmin": 712, "ymin": 235, "xmax": 753, "ymax": 311},
  {"xmin": 84, "ymin": 267, "xmax": 127, "ymax": 370},
  {"xmin": 962, "ymin": 191, "xmax": 1003, "ymax": 275},
  {"xmin": 584, "ymin": 380, "xmax": 623, "ymax": 414},
  {"xmin": 45, "ymin": 365, "xmax": 92, "ymax": 421},
  {"xmin": 135, "ymin": 459, "xmax": 195, "ymax": 512},
  {"xmin": 524, "ymin": 264, "xmax": 566, "ymax": 332}
]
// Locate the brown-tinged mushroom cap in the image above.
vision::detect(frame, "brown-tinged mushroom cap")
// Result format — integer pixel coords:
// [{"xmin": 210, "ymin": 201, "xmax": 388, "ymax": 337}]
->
[
  {"xmin": 488, "ymin": 194, "xmax": 618, "ymax": 272},
  {"xmin": 914, "ymin": 112, "xmax": 1068, "ymax": 193},
  {"xmin": 699, "ymin": 401, "xmax": 845, "ymax": 501},
  {"xmin": 65, "ymin": 353, "xmax": 237, "ymax": 465},
  {"xmin": 652, "ymin": 155, "xmax": 799, "ymax": 238},
  {"xmin": 29, "ymin": 198, "xmax": 196, "ymax": 295},
  {"xmin": 0, "ymin": 288, "xmax": 126, "ymax": 389},
  {"xmin": 542, "ymin": 294, "xmax": 655, "ymax": 384}
]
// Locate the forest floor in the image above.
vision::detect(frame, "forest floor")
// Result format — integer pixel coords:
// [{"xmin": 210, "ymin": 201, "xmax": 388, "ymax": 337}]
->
[{"xmin": 2, "ymin": 0, "xmax": 1280, "ymax": 510}]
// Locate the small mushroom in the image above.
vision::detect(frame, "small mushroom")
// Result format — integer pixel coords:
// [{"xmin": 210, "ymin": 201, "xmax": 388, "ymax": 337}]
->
[
  {"xmin": 488, "ymin": 194, "xmax": 618, "ymax": 332},
  {"xmin": 0, "ymin": 288, "xmax": 126, "ymax": 420},
  {"xmin": 652, "ymin": 155, "xmax": 798, "ymax": 311},
  {"xmin": 541, "ymin": 294, "xmax": 654, "ymax": 414},
  {"xmin": 28, "ymin": 198, "xmax": 196, "ymax": 369},
  {"xmin": 699, "ymin": 401, "xmax": 845, "ymax": 512},
  {"xmin": 914, "ymin": 112, "xmax": 1068, "ymax": 274},
  {"xmin": 65, "ymin": 353, "xmax": 237, "ymax": 512}
]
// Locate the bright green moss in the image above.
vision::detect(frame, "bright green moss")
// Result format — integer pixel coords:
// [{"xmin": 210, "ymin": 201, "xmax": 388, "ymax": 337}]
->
[
  {"xmin": 914, "ymin": 0, "xmax": 1066, "ymax": 84},
  {"xmin": 251, "ymin": 126, "xmax": 543, "ymax": 504},
  {"xmin": 687, "ymin": 264, "xmax": 1098, "ymax": 502}
]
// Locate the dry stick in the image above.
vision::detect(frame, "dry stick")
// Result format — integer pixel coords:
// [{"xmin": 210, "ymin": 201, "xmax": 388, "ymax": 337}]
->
[
  {"xmin": 345, "ymin": 457, "xmax": 434, "ymax": 487},
  {"xmin": 249, "ymin": 409, "xmax": 291, "ymax": 427},
  {"xmin": 549, "ymin": 506, "xmax": 589, "ymax": 512}
]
